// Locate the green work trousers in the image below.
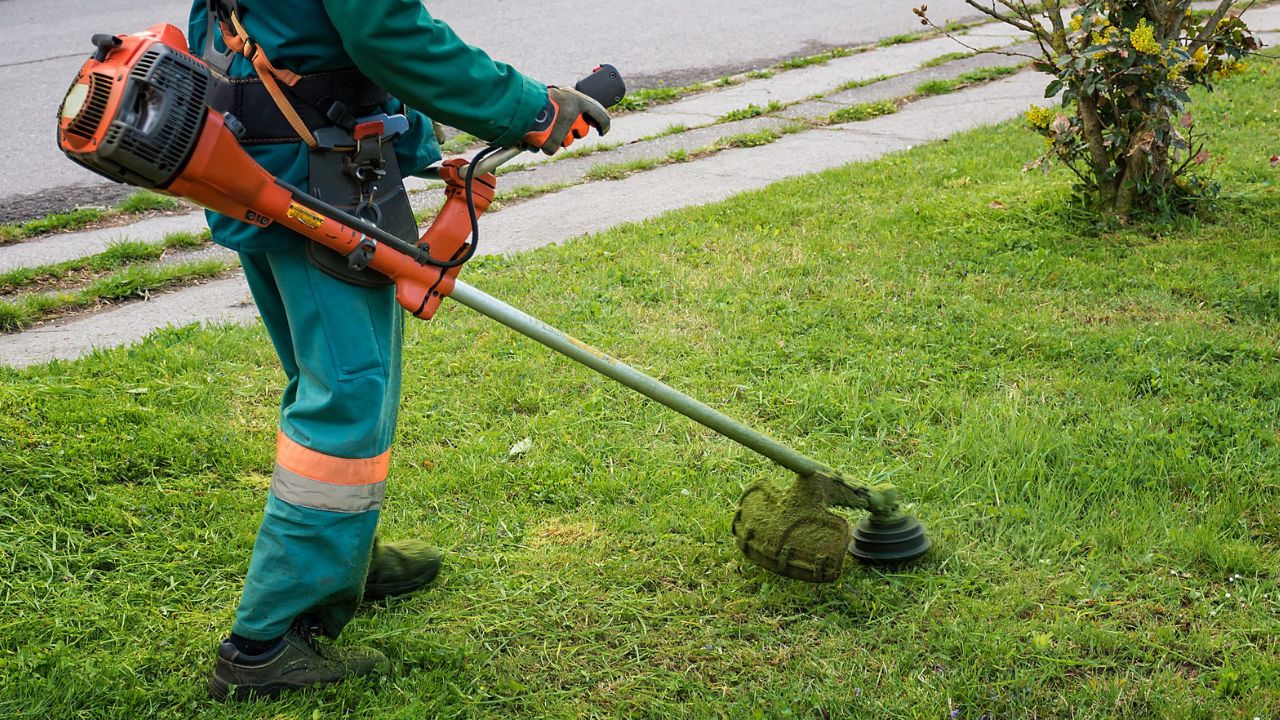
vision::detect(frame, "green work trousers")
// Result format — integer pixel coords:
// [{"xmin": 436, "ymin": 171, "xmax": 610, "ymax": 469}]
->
[{"xmin": 232, "ymin": 240, "xmax": 403, "ymax": 640}]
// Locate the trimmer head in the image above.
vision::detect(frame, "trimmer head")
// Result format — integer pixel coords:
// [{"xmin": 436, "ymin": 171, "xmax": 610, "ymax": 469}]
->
[
  {"xmin": 731, "ymin": 471, "xmax": 930, "ymax": 583},
  {"xmin": 849, "ymin": 513, "xmax": 931, "ymax": 566}
]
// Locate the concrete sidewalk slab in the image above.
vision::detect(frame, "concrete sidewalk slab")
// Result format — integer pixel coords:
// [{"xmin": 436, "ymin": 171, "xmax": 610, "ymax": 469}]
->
[
  {"xmin": 485, "ymin": 46, "xmax": 1041, "ymax": 202},
  {"xmin": 1249, "ymin": 4, "xmax": 1280, "ymax": 28},
  {"xmin": 478, "ymin": 72, "xmax": 1045, "ymax": 255},
  {"xmin": 849, "ymin": 72, "xmax": 1053, "ymax": 143},
  {"xmin": 518, "ymin": 26, "xmax": 1030, "ymax": 156},
  {"xmin": 779, "ymin": 42, "xmax": 1037, "ymax": 121}
]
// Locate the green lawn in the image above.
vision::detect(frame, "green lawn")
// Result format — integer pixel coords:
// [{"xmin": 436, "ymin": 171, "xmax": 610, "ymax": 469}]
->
[{"xmin": 1, "ymin": 63, "xmax": 1278, "ymax": 719}]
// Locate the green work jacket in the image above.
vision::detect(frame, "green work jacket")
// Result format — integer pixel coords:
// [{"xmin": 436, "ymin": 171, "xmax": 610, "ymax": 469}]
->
[{"xmin": 186, "ymin": 0, "xmax": 547, "ymax": 252}]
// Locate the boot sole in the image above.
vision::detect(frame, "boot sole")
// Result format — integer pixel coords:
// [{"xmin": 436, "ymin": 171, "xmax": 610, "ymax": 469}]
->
[{"xmin": 208, "ymin": 674, "xmax": 308, "ymax": 702}]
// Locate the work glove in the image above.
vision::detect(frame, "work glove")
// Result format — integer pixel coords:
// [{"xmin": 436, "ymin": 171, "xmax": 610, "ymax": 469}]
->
[{"xmin": 522, "ymin": 86, "xmax": 611, "ymax": 155}]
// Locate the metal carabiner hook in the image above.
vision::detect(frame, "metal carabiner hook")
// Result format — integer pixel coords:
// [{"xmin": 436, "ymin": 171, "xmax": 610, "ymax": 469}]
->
[{"xmin": 353, "ymin": 199, "xmax": 383, "ymax": 227}]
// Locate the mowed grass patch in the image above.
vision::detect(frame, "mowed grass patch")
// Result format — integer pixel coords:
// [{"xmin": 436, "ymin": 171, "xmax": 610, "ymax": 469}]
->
[{"xmin": 1, "ymin": 62, "xmax": 1278, "ymax": 718}]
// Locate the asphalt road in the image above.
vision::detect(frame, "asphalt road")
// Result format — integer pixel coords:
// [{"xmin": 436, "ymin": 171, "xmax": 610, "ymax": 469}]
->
[{"xmin": 0, "ymin": 0, "xmax": 978, "ymax": 210}]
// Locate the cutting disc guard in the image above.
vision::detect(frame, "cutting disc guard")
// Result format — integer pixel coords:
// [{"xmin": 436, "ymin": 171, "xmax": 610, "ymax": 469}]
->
[{"xmin": 732, "ymin": 477, "xmax": 852, "ymax": 583}]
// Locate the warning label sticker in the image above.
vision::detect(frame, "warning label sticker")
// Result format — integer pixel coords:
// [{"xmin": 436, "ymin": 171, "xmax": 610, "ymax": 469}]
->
[{"xmin": 287, "ymin": 203, "xmax": 326, "ymax": 229}]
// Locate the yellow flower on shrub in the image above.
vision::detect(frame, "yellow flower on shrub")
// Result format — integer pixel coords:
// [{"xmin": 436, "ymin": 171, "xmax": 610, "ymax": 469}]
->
[
  {"xmin": 1092, "ymin": 24, "xmax": 1118, "ymax": 47},
  {"xmin": 1025, "ymin": 105, "xmax": 1055, "ymax": 131},
  {"xmin": 1129, "ymin": 19, "xmax": 1161, "ymax": 55},
  {"xmin": 1214, "ymin": 59, "xmax": 1247, "ymax": 79},
  {"xmin": 1069, "ymin": 15, "xmax": 1084, "ymax": 32},
  {"xmin": 1192, "ymin": 46, "xmax": 1209, "ymax": 69}
]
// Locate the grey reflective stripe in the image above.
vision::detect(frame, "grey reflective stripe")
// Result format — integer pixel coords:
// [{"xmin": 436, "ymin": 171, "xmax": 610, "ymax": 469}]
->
[{"xmin": 271, "ymin": 465, "xmax": 385, "ymax": 514}]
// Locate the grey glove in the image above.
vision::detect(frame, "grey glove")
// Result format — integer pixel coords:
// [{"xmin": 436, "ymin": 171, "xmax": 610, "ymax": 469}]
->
[{"xmin": 523, "ymin": 86, "xmax": 611, "ymax": 155}]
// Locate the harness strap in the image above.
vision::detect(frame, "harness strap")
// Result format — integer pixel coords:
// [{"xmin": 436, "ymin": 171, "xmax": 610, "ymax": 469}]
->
[
  {"xmin": 208, "ymin": 69, "xmax": 390, "ymax": 145},
  {"xmin": 220, "ymin": 9, "xmax": 319, "ymax": 147}
]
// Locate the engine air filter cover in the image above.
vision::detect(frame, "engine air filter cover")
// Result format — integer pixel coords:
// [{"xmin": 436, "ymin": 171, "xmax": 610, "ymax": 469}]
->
[{"xmin": 61, "ymin": 39, "xmax": 213, "ymax": 188}]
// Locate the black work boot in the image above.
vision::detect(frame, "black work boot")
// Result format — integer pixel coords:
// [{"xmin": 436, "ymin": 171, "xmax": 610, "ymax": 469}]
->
[
  {"xmin": 208, "ymin": 622, "xmax": 388, "ymax": 701},
  {"xmin": 363, "ymin": 538, "xmax": 443, "ymax": 602}
]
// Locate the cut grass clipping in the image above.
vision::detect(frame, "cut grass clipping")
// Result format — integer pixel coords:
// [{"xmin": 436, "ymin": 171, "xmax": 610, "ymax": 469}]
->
[
  {"xmin": 1, "ymin": 56, "xmax": 1276, "ymax": 720},
  {"xmin": 0, "ymin": 257, "xmax": 231, "ymax": 332},
  {"xmin": 0, "ymin": 191, "xmax": 184, "ymax": 245}
]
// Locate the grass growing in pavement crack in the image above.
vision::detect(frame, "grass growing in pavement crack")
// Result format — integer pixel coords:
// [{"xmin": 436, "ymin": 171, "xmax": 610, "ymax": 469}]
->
[
  {"xmin": 639, "ymin": 124, "xmax": 691, "ymax": 142},
  {"xmin": 826, "ymin": 99, "xmax": 901, "ymax": 124},
  {"xmin": 776, "ymin": 46, "xmax": 856, "ymax": 70},
  {"xmin": 439, "ymin": 131, "xmax": 482, "ymax": 155},
  {"xmin": 915, "ymin": 65, "xmax": 1023, "ymax": 96},
  {"xmin": 612, "ymin": 83, "xmax": 706, "ymax": 112},
  {"xmin": 0, "ymin": 208, "xmax": 108, "ymax": 244},
  {"xmin": 0, "ymin": 230, "xmax": 211, "ymax": 293},
  {"xmin": 116, "ymin": 192, "xmax": 182, "ymax": 214},
  {"xmin": 920, "ymin": 50, "xmax": 978, "ymax": 68},
  {"xmin": 832, "ymin": 74, "xmax": 891, "ymax": 93},
  {"xmin": 0, "ymin": 191, "xmax": 188, "ymax": 245},
  {"xmin": 495, "ymin": 162, "xmax": 532, "ymax": 176},
  {"xmin": 879, "ymin": 19, "xmax": 978, "ymax": 47},
  {"xmin": 0, "ymin": 257, "xmax": 234, "ymax": 332},
  {"xmin": 712, "ymin": 128, "xmax": 784, "ymax": 150},
  {"xmin": 487, "ymin": 182, "xmax": 574, "ymax": 209},
  {"xmin": 584, "ymin": 158, "xmax": 664, "ymax": 182},
  {"xmin": 717, "ymin": 101, "xmax": 786, "ymax": 124},
  {"xmin": 550, "ymin": 141, "xmax": 624, "ymax": 162}
]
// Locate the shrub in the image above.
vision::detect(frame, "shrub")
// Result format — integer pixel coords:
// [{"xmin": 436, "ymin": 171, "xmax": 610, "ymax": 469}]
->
[{"xmin": 915, "ymin": 1, "xmax": 1260, "ymax": 222}]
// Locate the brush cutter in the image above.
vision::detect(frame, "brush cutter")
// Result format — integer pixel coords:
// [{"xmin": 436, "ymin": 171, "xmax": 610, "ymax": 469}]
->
[{"xmin": 57, "ymin": 24, "xmax": 930, "ymax": 583}]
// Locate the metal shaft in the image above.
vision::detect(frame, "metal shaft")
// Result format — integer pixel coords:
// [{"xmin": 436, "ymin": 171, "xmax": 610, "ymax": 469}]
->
[
  {"xmin": 448, "ymin": 280, "xmax": 827, "ymax": 477},
  {"xmin": 472, "ymin": 146, "xmax": 526, "ymax": 176}
]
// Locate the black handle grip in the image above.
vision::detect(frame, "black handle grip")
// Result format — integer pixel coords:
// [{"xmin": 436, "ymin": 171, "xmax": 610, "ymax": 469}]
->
[
  {"xmin": 575, "ymin": 64, "xmax": 627, "ymax": 109},
  {"xmin": 91, "ymin": 33, "xmax": 122, "ymax": 62}
]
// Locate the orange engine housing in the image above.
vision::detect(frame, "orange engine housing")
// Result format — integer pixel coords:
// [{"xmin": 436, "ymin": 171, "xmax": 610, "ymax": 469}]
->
[{"xmin": 57, "ymin": 24, "xmax": 492, "ymax": 321}]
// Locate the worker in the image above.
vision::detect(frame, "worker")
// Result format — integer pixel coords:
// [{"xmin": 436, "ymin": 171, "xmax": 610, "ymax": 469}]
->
[{"xmin": 190, "ymin": 0, "xmax": 610, "ymax": 701}]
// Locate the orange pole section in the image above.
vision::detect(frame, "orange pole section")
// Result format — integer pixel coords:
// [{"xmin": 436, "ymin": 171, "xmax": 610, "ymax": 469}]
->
[{"xmin": 166, "ymin": 113, "xmax": 494, "ymax": 321}]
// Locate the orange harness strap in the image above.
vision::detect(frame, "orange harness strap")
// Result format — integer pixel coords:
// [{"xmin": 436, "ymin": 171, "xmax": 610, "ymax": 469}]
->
[{"xmin": 220, "ymin": 11, "xmax": 319, "ymax": 148}]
